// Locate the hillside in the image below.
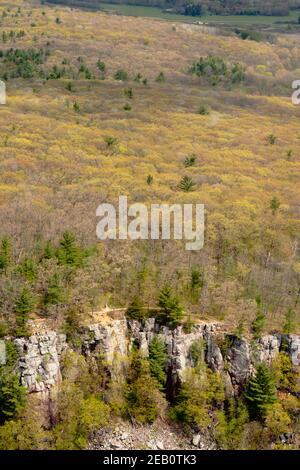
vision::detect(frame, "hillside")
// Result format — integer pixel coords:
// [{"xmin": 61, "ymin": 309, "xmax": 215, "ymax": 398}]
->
[
  {"xmin": 1, "ymin": 0, "xmax": 300, "ymax": 329},
  {"xmin": 0, "ymin": 0, "xmax": 299, "ymax": 451}
]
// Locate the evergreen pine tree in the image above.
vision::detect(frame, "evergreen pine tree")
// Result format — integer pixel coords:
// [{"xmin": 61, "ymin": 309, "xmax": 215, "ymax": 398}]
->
[
  {"xmin": 125, "ymin": 297, "xmax": 146, "ymax": 321},
  {"xmin": 0, "ymin": 236, "xmax": 11, "ymax": 271},
  {"xmin": 245, "ymin": 364, "xmax": 277, "ymax": 419},
  {"xmin": 18, "ymin": 258, "xmax": 37, "ymax": 282},
  {"xmin": 41, "ymin": 241, "xmax": 56, "ymax": 260},
  {"xmin": 15, "ymin": 287, "xmax": 36, "ymax": 337},
  {"xmin": 44, "ymin": 273, "xmax": 65, "ymax": 306},
  {"xmin": 125, "ymin": 351, "xmax": 163, "ymax": 424},
  {"xmin": 190, "ymin": 268, "xmax": 203, "ymax": 303},
  {"xmin": 283, "ymin": 308, "xmax": 297, "ymax": 334},
  {"xmin": 57, "ymin": 231, "xmax": 82, "ymax": 267},
  {"xmin": 251, "ymin": 296, "xmax": 265, "ymax": 339},
  {"xmin": 0, "ymin": 372, "xmax": 26, "ymax": 423},
  {"xmin": 158, "ymin": 285, "xmax": 184, "ymax": 328},
  {"xmin": 146, "ymin": 174, "xmax": 153, "ymax": 185},
  {"xmin": 148, "ymin": 336, "xmax": 168, "ymax": 390}
]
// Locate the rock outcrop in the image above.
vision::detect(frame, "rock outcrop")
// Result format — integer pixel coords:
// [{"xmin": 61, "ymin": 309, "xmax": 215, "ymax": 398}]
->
[
  {"xmin": 285, "ymin": 335, "xmax": 300, "ymax": 367},
  {"xmin": 82, "ymin": 320, "xmax": 128, "ymax": 363},
  {"xmin": 255, "ymin": 335, "xmax": 281, "ymax": 365},
  {"xmin": 7, "ymin": 317, "xmax": 299, "ymax": 398},
  {"xmin": 226, "ymin": 336, "xmax": 252, "ymax": 386},
  {"xmin": 127, "ymin": 320, "xmax": 223, "ymax": 398},
  {"xmin": 13, "ymin": 331, "xmax": 67, "ymax": 395}
]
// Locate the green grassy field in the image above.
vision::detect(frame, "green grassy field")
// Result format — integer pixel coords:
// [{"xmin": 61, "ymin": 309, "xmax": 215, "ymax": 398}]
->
[{"xmin": 94, "ymin": 2, "xmax": 300, "ymax": 28}]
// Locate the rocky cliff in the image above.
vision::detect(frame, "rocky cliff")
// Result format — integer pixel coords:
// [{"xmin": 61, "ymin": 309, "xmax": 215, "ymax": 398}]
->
[
  {"xmin": 7, "ymin": 318, "xmax": 300, "ymax": 397},
  {"xmin": 13, "ymin": 331, "xmax": 67, "ymax": 396}
]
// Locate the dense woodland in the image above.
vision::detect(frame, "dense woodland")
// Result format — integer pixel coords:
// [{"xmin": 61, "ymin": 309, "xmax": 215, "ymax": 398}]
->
[{"xmin": 0, "ymin": 0, "xmax": 299, "ymax": 450}]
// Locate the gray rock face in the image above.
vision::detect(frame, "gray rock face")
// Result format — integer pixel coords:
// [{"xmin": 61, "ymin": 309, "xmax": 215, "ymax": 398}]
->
[
  {"xmin": 227, "ymin": 336, "xmax": 252, "ymax": 386},
  {"xmin": 128, "ymin": 318, "xmax": 157, "ymax": 357},
  {"xmin": 128, "ymin": 320, "xmax": 222, "ymax": 381},
  {"xmin": 255, "ymin": 335, "xmax": 281, "ymax": 365},
  {"xmin": 285, "ymin": 335, "xmax": 300, "ymax": 366},
  {"xmin": 82, "ymin": 320, "xmax": 128, "ymax": 363},
  {"xmin": 14, "ymin": 332, "xmax": 67, "ymax": 394},
  {"xmin": 12, "ymin": 318, "xmax": 300, "ymax": 398},
  {"xmin": 205, "ymin": 333, "xmax": 224, "ymax": 372}
]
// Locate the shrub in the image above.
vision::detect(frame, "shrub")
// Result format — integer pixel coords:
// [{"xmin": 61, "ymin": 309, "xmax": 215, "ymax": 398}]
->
[
  {"xmin": 189, "ymin": 339, "xmax": 205, "ymax": 367},
  {"xmin": 146, "ymin": 174, "xmax": 153, "ymax": 185},
  {"xmin": 53, "ymin": 383, "xmax": 109, "ymax": 449},
  {"xmin": 78, "ymin": 396, "xmax": 109, "ymax": 436},
  {"xmin": 0, "ymin": 407, "xmax": 47, "ymax": 450},
  {"xmin": 96, "ymin": 60, "xmax": 105, "ymax": 79},
  {"xmin": 155, "ymin": 71, "xmax": 165, "ymax": 82},
  {"xmin": 171, "ymin": 364, "xmax": 225, "ymax": 430},
  {"xmin": 271, "ymin": 352, "xmax": 297, "ymax": 393},
  {"xmin": 265, "ymin": 403, "xmax": 291, "ymax": 438},
  {"xmin": 134, "ymin": 73, "xmax": 142, "ymax": 82},
  {"xmin": 270, "ymin": 196, "xmax": 280, "ymax": 215},
  {"xmin": 267, "ymin": 134, "xmax": 277, "ymax": 145},
  {"xmin": 184, "ymin": 154, "xmax": 197, "ymax": 168},
  {"xmin": 73, "ymin": 101, "xmax": 80, "ymax": 113},
  {"xmin": 198, "ymin": 104, "xmax": 209, "ymax": 115},
  {"xmin": 124, "ymin": 88, "xmax": 133, "ymax": 99},
  {"xmin": 235, "ymin": 29, "xmax": 262, "ymax": 42},
  {"xmin": 103, "ymin": 136, "xmax": 118, "ymax": 148},
  {"xmin": 65, "ymin": 81, "xmax": 74, "ymax": 92},
  {"xmin": 114, "ymin": 69, "xmax": 128, "ymax": 81},
  {"xmin": 179, "ymin": 175, "xmax": 196, "ymax": 192},
  {"xmin": 214, "ymin": 398, "xmax": 249, "ymax": 450}
]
